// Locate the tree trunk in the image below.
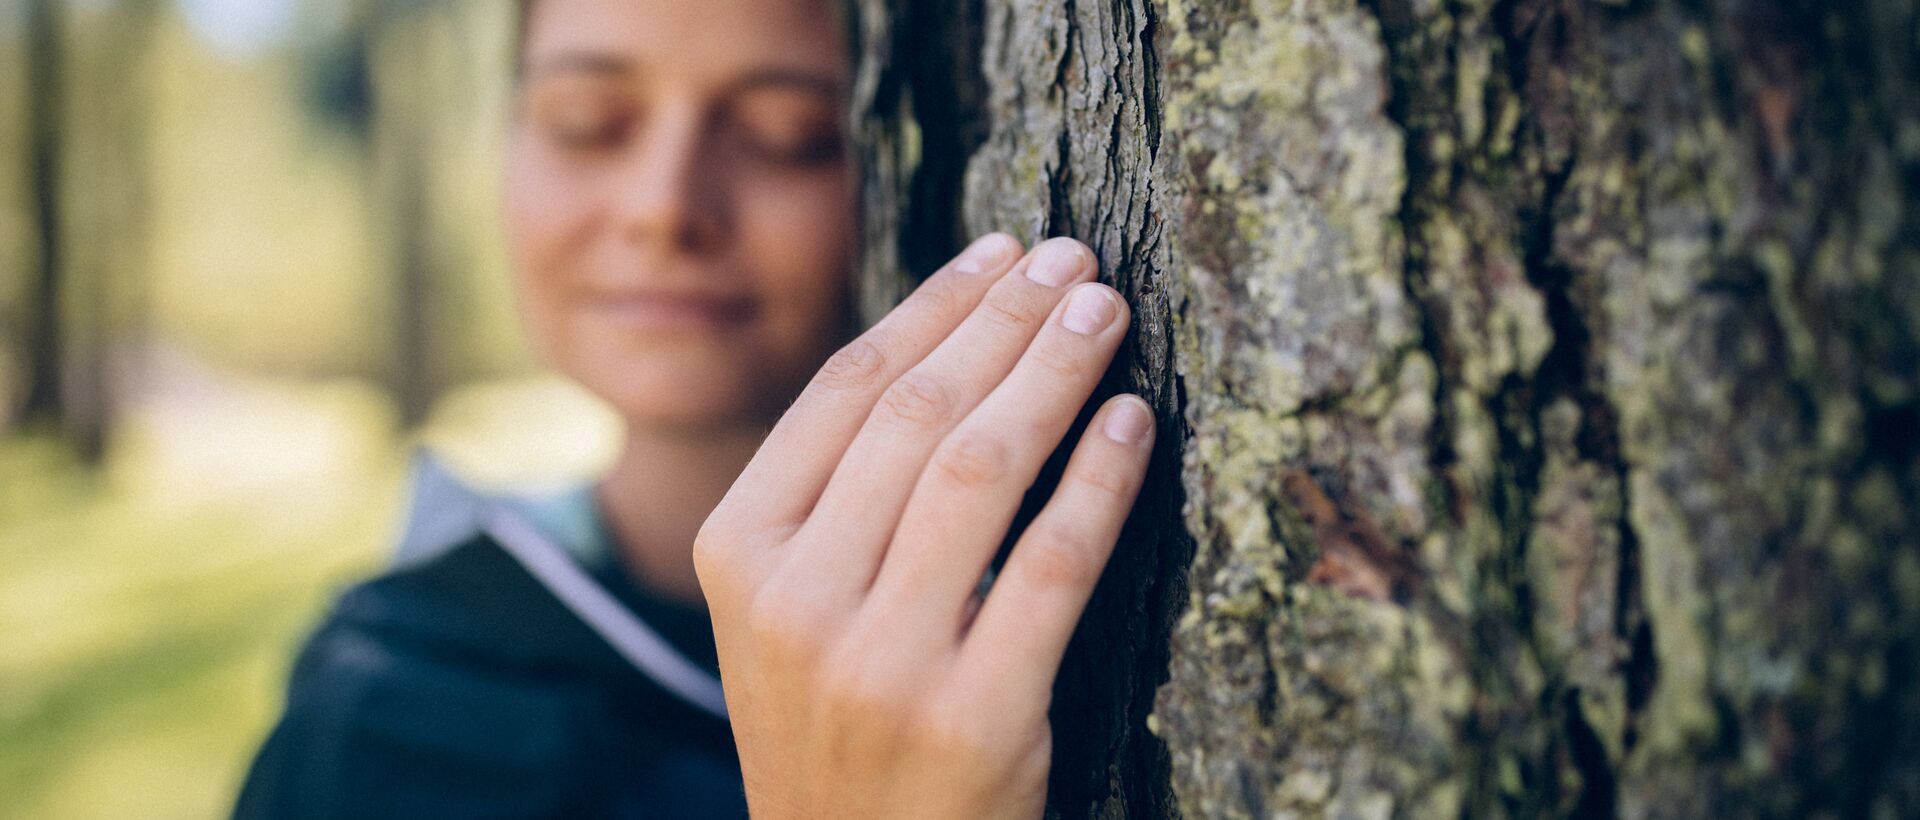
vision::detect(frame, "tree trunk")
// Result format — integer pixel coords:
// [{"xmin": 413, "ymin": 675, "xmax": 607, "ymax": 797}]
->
[
  {"xmin": 21, "ymin": 0, "xmax": 69, "ymax": 436},
  {"xmin": 366, "ymin": 2, "xmax": 466, "ymax": 427},
  {"xmin": 854, "ymin": 0, "xmax": 1920, "ymax": 817},
  {"xmin": 20, "ymin": 0, "xmax": 159, "ymax": 460}
]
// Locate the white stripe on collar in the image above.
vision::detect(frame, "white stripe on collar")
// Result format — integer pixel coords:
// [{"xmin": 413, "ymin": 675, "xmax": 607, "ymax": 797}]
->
[
  {"xmin": 391, "ymin": 452, "xmax": 728, "ymax": 720},
  {"xmin": 481, "ymin": 504, "xmax": 730, "ymax": 721}
]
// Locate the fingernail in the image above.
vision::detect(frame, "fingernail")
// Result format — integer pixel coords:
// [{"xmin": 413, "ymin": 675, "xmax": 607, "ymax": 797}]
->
[
  {"xmin": 954, "ymin": 234, "xmax": 1019, "ymax": 275},
  {"xmin": 1103, "ymin": 397, "xmax": 1153, "ymax": 445},
  {"xmin": 1061, "ymin": 284, "xmax": 1118, "ymax": 335},
  {"xmin": 1025, "ymin": 239, "xmax": 1089, "ymax": 287}
]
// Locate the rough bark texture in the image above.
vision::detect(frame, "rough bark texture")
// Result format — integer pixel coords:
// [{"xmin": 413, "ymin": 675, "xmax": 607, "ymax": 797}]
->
[
  {"xmin": 852, "ymin": 0, "xmax": 1190, "ymax": 815},
  {"xmin": 855, "ymin": 0, "xmax": 1920, "ymax": 817}
]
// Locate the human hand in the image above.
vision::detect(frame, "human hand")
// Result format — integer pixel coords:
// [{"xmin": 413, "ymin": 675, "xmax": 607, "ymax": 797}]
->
[{"xmin": 693, "ymin": 234, "xmax": 1154, "ymax": 819}]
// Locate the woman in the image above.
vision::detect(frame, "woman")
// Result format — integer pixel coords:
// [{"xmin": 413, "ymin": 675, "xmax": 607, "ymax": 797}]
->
[{"xmin": 237, "ymin": 0, "xmax": 1153, "ymax": 817}]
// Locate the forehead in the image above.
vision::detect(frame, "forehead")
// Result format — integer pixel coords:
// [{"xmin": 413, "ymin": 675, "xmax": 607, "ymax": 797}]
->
[{"xmin": 523, "ymin": 0, "xmax": 847, "ymax": 82}]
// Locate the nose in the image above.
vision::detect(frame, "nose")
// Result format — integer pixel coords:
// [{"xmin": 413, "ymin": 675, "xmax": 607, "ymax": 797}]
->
[{"xmin": 611, "ymin": 105, "xmax": 727, "ymax": 252}]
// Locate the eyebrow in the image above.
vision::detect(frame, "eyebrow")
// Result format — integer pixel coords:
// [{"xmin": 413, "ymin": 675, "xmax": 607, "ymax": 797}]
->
[
  {"xmin": 719, "ymin": 68, "xmax": 844, "ymax": 100},
  {"xmin": 521, "ymin": 53, "xmax": 630, "ymax": 81},
  {"xmin": 521, "ymin": 54, "xmax": 844, "ymax": 101}
]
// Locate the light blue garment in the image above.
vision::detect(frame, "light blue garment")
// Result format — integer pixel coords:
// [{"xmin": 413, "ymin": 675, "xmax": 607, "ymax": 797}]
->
[{"xmin": 393, "ymin": 453, "xmax": 610, "ymax": 571}]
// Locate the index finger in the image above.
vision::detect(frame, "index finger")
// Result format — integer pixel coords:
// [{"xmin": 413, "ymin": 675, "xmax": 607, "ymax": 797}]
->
[{"xmin": 711, "ymin": 234, "xmax": 1026, "ymax": 541}]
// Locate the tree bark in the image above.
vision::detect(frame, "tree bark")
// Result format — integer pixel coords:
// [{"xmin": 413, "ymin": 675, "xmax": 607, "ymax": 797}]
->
[
  {"xmin": 858, "ymin": 0, "xmax": 1920, "ymax": 817},
  {"xmin": 852, "ymin": 0, "xmax": 1190, "ymax": 815}
]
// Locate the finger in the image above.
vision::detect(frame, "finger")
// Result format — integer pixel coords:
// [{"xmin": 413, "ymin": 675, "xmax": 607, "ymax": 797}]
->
[
  {"xmin": 711, "ymin": 234, "xmax": 1023, "ymax": 543},
  {"xmin": 955, "ymin": 395, "xmax": 1154, "ymax": 708},
  {"xmin": 868, "ymin": 281, "xmax": 1130, "ymax": 633},
  {"xmin": 784, "ymin": 238, "xmax": 1099, "ymax": 595}
]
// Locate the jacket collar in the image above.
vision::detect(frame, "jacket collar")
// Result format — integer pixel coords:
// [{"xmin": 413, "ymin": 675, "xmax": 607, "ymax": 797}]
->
[{"xmin": 383, "ymin": 451, "xmax": 729, "ymax": 720}]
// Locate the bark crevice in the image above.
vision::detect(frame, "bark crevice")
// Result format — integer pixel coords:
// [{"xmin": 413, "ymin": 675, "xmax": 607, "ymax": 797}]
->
[{"xmin": 855, "ymin": 0, "xmax": 1920, "ymax": 814}]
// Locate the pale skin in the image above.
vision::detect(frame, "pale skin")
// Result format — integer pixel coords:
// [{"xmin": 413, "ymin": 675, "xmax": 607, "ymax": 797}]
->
[{"xmin": 506, "ymin": 1, "xmax": 1153, "ymax": 817}]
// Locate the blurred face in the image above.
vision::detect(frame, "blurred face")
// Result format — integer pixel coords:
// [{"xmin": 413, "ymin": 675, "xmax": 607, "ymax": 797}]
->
[{"xmin": 506, "ymin": 0, "xmax": 856, "ymax": 433}]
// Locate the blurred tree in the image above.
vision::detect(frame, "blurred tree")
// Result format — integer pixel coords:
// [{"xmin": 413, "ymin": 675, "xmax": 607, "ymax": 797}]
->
[
  {"xmin": 19, "ymin": 0, "xmax": 162, "ymax": 461},
  {"xmin": 298, "ymin": 17, "xmax": 374, "ymax": 145},
  {"xmin": 21, "ymin": 0, "xmax": 69, "ymax": 441},
  {"xmin": 855, "ymin": 0, "xmax": 1920, "ymax": 817},
  {"xmin": 339, "ymin": 0, "xmax": 498, "ymax": 426},
  {"xmin": 370, "ymin": 1, "xmax": 440, "ymax": 427}
]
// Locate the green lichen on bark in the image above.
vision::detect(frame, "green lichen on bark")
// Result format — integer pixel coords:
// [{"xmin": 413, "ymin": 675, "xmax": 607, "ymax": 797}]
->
[
  {"xmin": 1152, "ymin": 0, "xmax": 1920, "ymax": 816},
  {"xmin": 1152, "ymin": 0, "xmax": 1468, "ymax": 816},
  {"xmin": 1548, "ymin": 3, "xmax": 1920, "ymax": 813},
  {"xmin": 858, "ymin": 0, "xmax": 1920, "ymax": 815}
]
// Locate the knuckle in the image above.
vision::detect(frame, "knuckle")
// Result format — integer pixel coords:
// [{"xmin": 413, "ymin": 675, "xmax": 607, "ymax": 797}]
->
[
  {"xmin": 690, "ymin": 528, "xmax": 737, "ymax": 594},
  {"xmin": 692, "ymin": 516, "xmax": 793, "ymax": 604},
  {"xmin": 877, "ymin": 371, "xmax": 957, "ymax": 427},
  {"xmin": 1071, "ymin": 459, "xmax": 1138, "ymax": 500},
  {"xmin": 745, "ymin": 581, "xmax": 831, "ymax": 661},
  {"xmin": 974, "ymin": 293, "xmax": 1036, "ymax": 334},
  {"xmin": 912, "ymin": 702, "xmax": 1000, "ymax": 761},
  {"xmin": 932, "ymin": 431, "xmax": 1013, "ymax": 489},
  {"xmin": 816, "ymin": 338, "xmax": 889, "ymax": 393},
  {"xmin": 1029, "ymin": 339, "xmax": 1092, "ymax": 380},
  {"xmin": 908, "ymin": 275, "xmax": 966, "ymax": 316},
  {"xmin": 1022, "ymin": 526, "xmax": 1106, "ymax": 590},
  {"xmin": 819, "ymin": 656, "xmax": 915, "ymax": 722}
]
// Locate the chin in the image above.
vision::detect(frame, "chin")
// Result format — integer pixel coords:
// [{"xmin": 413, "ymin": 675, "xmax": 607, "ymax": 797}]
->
[
  {"xmin": 594, "ymin": 374, "xmax": 770, "ymax": 433},
  {"xmin": 547, "ymin": 324, "xmax": 825, "ymax": 435}
]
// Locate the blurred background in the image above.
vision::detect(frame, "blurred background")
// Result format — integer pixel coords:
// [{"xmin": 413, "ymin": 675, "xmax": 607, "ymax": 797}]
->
[{"xmin": 0, "ymin": 1, "xmax": 626, "ymax": 815}]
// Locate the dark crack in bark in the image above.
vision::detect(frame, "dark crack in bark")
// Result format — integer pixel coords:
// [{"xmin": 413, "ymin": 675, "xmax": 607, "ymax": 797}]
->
[{"xmin": 856, "ymin": 0, "xmax": 1920, "ymax": 815}]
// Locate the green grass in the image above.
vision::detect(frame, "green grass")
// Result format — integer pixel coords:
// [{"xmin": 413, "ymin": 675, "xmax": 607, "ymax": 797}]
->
[
  {"xmin": 0, "ymin": 373, "xmax": 618, "ymax": 819},
  {"xmin": 0, "ymin": 436, "xmax": 395, "ymax": 819}
]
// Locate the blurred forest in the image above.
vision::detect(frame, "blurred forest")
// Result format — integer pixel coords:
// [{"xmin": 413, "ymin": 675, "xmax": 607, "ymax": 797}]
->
[{"xmin": 0, "ymin": 1, "xmax": 621, "ymax": 816}]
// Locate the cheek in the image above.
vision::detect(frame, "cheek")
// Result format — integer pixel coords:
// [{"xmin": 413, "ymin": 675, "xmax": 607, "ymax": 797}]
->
[
  {"xmin": 734, "ymin": 171, "xmax": 856, "ymax": 342},
  {"xmin": 504, "ymin": 143, "xmax": 592, "ymax": 272},
  {"xmin": 503, "ymin": 141, "xmax": 599, "ymax": 342}
]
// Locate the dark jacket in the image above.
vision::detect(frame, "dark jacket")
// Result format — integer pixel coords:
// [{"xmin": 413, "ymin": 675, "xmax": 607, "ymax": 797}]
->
[{"xmin": 234, "ymin": 457, "xmax": 746, "ymax": 819}]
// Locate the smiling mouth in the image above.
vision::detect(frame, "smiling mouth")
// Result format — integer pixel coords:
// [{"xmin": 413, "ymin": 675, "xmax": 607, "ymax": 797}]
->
[{"xmin": 586, "ymin": 293, "xmax": 759, "ymax": 329}]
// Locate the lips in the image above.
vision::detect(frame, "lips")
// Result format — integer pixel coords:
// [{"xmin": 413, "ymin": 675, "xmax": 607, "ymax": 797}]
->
[{"xmin": 584, "ymin": 290, "xmax": 759, "ymax": 329}]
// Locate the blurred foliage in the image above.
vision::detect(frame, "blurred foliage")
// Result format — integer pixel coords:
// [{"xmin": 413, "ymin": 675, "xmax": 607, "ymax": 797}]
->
[
  {"xmin": 0, "ymin": 0, "xmax": 627, "ymax": 817},
  {"xmin": 2, "ymin": 0, "xmax": 531, "ymax": 429},
  {"xmin": 0, "ymin": 368, "xmax": 621, "ymax": 818},
  {"xmin": 0, "ymin": 417, "xmax": 395, "ymax": 819}
]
